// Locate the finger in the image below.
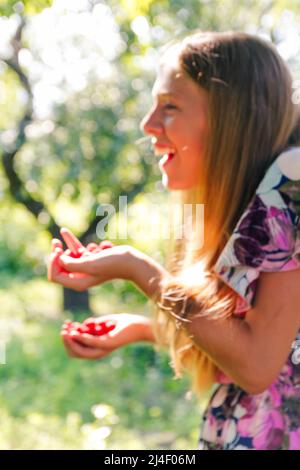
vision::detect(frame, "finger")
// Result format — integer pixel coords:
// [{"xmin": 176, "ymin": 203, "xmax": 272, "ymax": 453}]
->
[
  {"xmin": 53, "ymin": 274, "xmax": 91, "ymax": 290},
  {"xmin": 99, "ymin": 240, "xmax": 114, "ymax": 250},
  {"xmin": 52, "ymin": 239, "xmax": 63, "ymax": 252},
  {"xmin": 62, "ymin": 326, "xmax": 72, "ymax": 331},
  {"xmin": 83, "ymin": 317, "xmax": 95, "ymax": 324},
  {"xmin": 62, "ymin": 332, "xmax": 108, "ymax": 359},
  {"xmin": 47, "ymin": 249, "xmax": 63, "ymax": 281},
  {"xmin": 87, "ymin": 243, "xmax": 99, "ymax": 252},
  {"xmin": 49, "ymin": 243, "xmax": 99, "ymax": 289},
  {"xmin": 60, "ymin": 227, "xmax": 84, "ymax": 256},
  {"xmin": 59, "ymin": 253, "xmax": 98, "ymax": 274},
  {"xmin": 51, "ymin": 247, "xmax": 70, "ymax": 276},
  {"xmin": 61, "ymin": 330, "xmax": 86, "ymax": 345},
  {"xmin": 69, "ymin": 331, "xmax": 107, "ymax": 348},
  {"xmin": 65, "ymin": 248, "xmax": 86, "ymax": 259},
  {"xmin": 62, "ymin": 334, "xmax": 92, "ymax": 358},
  {"xmin": 61, "ymin": 333, "xmax": 79, "ymax": 357},
  {"xmin": 87, "ymin": 315, "xmax": 117, "ymax": 325},
  {"xmin": 50, "ymin": 252, "xmax": 99, "ymax": 289}
]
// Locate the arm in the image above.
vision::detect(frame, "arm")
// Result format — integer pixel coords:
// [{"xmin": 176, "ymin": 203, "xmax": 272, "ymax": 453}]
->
[
  {"xmin": 51, "ymin": 233, "xmax": 300, "ymax": 393},
  {"xmin": 135, "ymin": 314, "xmax": 157, "ymax": 343},
  {"xmin": 181, "ymin": 269, "xmax": 300, "ymax": 394},
  {"xmin": 127, "ymin": 247, "xmax": 171, "ymax": 301},
  {"xmin": 130, "ymin": 254, "xmax": 300, "ymax": 394}
]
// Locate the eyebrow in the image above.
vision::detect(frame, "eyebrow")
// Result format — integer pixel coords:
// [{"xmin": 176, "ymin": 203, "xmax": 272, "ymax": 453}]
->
[{"xmin": 151, "ymin": 91, "xmax": 179, "ymax": 99}]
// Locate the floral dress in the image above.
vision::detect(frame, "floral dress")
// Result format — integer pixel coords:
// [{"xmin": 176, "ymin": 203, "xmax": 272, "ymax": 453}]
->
[{"xmin": 198, "ymin": 146, "xmax": 300, "ymax": 450}]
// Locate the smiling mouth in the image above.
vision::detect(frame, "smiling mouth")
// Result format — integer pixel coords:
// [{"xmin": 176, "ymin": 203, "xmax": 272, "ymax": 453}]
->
[
  {"xmin": 152, "ymin": 142, "xmax": 177, "ymax": 166},
  {"xmin": 158, "ymin": 152, "xmax": 176, "ymax": 168},
  {"xmin": 154, "ymin": 147, "xmax": 176, "ymax": 159},
  {"xmin": 165, "ymin": 152, "xmax": 175, "ymax": 161}
]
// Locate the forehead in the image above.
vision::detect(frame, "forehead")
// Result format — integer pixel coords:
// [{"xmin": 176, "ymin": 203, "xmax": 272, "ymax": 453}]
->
[
  {"xmin": 152, "ymin": 48, "xmax": 184, "ymax": 97},
  {"xmin": 152, "ymin": 47, "xmax": 204, "ymax": 101}
]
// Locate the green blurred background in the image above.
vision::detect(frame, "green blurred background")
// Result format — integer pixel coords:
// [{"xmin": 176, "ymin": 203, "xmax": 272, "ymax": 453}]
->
[{"xmin": 0, "ymin": 0, "xmax": 299, "ymax": 450}]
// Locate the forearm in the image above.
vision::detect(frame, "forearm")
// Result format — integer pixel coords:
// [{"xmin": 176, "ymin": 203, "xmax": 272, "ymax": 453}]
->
[
  {"xmin": 127, "ymin": 249, "xmax": 264, "ymax": 392},
  {"xmin": 126, "ymin": 250, "xmax": 169, "ymax": 345},
  {"xmin": 137, "ymin": 315, "xmax": 157, "ymax": 343},
  {"xmin": 184, "ymin": 311, "xmax": 264, "ymax": 393},
  {"xmin": 128, "ymin": 248, "xmax": 170, "ymax": 302}
]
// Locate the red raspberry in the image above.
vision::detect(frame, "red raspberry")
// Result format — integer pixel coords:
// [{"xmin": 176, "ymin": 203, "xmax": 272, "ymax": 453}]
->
[
  {"xmin": 75, "ymin": 325, "xmax": 89, "ymax": 334},
  {"xmin": 63, "ymin": 320, "xmax": 116, "ymax": 337},
  {"xmin": 99, "ymin": 240, "xmax": 113, "ymax": 250}
]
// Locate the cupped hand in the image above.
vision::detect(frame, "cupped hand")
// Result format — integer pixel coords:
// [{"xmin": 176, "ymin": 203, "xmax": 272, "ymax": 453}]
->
[
  {"xmin": 60, "ymin": 313, "xmax": 151, "ymax": 359},
  {"xmin": 54, "ymin": 231, "xmax": 133, "ymax": 285},
  {"xmin": 47, "ymin": 228, "xmax": 115, "ymax": 291}
]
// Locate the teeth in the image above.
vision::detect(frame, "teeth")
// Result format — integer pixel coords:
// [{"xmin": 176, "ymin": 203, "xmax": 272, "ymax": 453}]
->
[{"xmin": 154, "ymin": 148, "xmax": 176, "ymax": 156}]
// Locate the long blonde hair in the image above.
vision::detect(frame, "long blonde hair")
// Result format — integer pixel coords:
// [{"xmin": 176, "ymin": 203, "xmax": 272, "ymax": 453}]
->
[{"xmin": 151, "ymin": 31, "xmax": 300, "ymax": 398}]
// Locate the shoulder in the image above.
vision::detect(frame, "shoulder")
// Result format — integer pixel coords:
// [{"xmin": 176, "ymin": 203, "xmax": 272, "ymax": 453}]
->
[
  {"xmin": 256, "ymin": 146, "xmax": 300, "ymax": 217},
  {"xmin": 276, "ymin": 146, "xmax": 300, "ymax": 181},
  {"xmin": 213, "ymin": 146, "xmax": 300, "ymax": 313}
]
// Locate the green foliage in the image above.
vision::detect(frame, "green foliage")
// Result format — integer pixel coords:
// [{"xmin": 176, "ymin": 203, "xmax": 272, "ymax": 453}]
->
[
  {"xmin": 0, "ymin": 204, "xmax": 51, "ymax": 282},
  {"xmin": 20, "ymin": 84, "xmax": 154, "ymax": 234},
  {"xmin": 0, "ymin": 0, "xmax": 52, "ymax": 16},
  {"xmin": 119, "ymin": 0, "xmax": 158, "ymax": 19},
  {"xmin": 0, "ymin": 0, "xmax": 299, "ymax": 450},
  {"xmin": 0, "ymin": 68, "xmax": 26, "ymax": 130},
  {"xmin": 1, "ymin": 0, "xmax": 300, "ymax": 248},
  {"xmin": 0, "ymin": 277, "xmax": 202, "ymax": 449}
]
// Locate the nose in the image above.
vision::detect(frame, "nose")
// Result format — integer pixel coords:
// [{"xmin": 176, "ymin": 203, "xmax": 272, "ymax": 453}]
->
[{"xmin": 140, "ymin": 107, "xmax": 163, "ymax": 137}]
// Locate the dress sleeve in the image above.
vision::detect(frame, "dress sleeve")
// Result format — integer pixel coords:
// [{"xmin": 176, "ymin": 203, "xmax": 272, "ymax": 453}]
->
[{"xmin": 213, "ymin": 146, "xmax": 300, "ymax": 315}]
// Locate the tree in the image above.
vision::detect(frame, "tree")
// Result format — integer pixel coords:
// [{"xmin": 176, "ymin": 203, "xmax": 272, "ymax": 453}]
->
[
  {"xmin": 1, "ymin": 0, "xmax": 299, "ymax": 313},
  {"xmin": 0, "ymin": 0, "xmax": 52, "ymax": 16},
  {"xmin": 0, "ymin": 4, "xmax": 156, "ymax": 312}
]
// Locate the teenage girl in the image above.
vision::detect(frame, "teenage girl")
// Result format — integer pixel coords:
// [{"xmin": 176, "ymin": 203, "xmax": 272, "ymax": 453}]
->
[{"xmin": 48, "ymin": 31, "xmax": 300, "ymax": 450}]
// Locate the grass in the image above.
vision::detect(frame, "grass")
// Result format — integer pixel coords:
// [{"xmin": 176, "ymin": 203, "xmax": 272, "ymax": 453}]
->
[{"xmin": 0, "ymin": 276, "xmax": 203, "ymax": 449}]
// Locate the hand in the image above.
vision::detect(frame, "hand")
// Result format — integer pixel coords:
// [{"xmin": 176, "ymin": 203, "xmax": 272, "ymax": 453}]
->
[
  {"xmin": 47, "ymin": 228, "xmax": 116, "ymax": 291},
  {"xmin": 48, "ymin": 228, "xmax": 168, "ymax": 302},
  {"xmin": 55, "ymin": 234, "xmax": 134, "ymax": 286},
  {"xmin": 61, "ymin": 313, "xmax": 153, "ymax": 359}
]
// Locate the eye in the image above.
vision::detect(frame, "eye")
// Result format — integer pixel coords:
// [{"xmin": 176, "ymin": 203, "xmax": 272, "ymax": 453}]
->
[{"xmin": 163, "ymin": 103, "xmax": 177, "ymax": 110}]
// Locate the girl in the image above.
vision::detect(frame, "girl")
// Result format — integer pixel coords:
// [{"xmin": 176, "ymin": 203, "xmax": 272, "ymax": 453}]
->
[{"xmin": 48, "ymin": 31, "xmax": 300, "ymax": 450}]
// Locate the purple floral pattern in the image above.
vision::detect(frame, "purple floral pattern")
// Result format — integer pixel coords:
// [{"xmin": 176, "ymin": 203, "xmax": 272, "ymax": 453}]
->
[{"xmin": 198, "ymin": 146, "xmax": 300, "ymax": 450}]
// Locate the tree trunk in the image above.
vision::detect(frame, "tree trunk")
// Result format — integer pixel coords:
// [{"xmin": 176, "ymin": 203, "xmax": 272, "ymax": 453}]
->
[{"xmin": 63, "ymin": 288, "xmax": 91, "ymax": 314}]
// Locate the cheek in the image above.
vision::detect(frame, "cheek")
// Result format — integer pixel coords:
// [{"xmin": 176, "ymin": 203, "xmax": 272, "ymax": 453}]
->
[
  {"xmin": 183, "ymin": 156, "xmax": 202, "ymax": 181},
  {"xmin": 164, "ymin": 115, "xmax": 176, "ymax": 130},
  {"xmin": 190, "ymin": 123, "xmax": 208, "ymax": 163},
  {"xmin": 179, "ymin": 146, "xmax": 204, "ymax": 186},
  {"xmin": 180, "ymin": 139, "xmax": 204, "ymax": 170}
]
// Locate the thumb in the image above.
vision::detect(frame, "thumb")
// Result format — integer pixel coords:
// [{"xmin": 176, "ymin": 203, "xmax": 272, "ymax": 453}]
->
[
  {"xmin": 69, "ymin": 332, "xmax": 103, "ymax": 348},
  {"xmin": 59, "ymin": 254, "xmax": 95, "ymax": 274},
  {"xmin": 52, "ymin": 238, "xmax": 63, "ymax": 252},
  {"xmin": 48, "ymin": 248, "xmax": 63, "ymax": 281}
]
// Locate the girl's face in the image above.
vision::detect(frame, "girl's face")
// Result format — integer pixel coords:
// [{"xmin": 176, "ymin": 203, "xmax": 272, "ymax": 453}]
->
[{"xmin": 140, "ymin": 53, "xmax": 209, "ymax": 190}]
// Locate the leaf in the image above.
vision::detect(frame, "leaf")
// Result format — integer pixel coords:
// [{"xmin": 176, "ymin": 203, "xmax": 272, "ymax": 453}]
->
[
  {"xmin": 120, "ymin": 0, "xmax": 154, "ymax": 19},
  {"xmin": 0, "ymin": 0, "xmax": 52, "ymax": 16}
]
